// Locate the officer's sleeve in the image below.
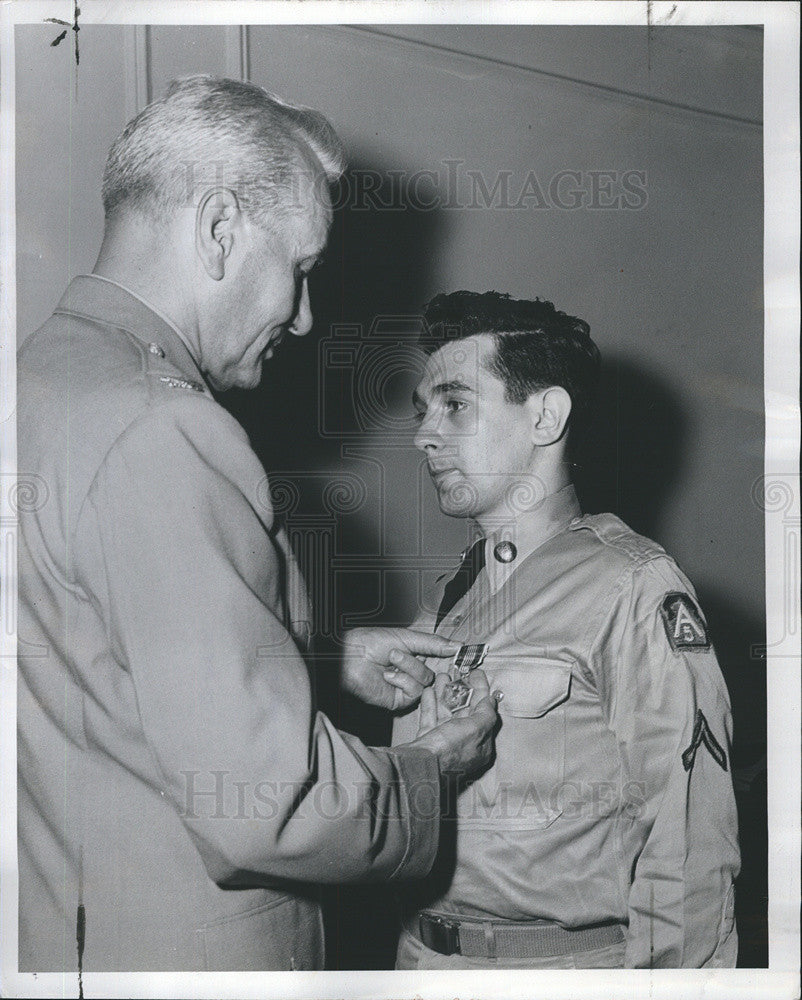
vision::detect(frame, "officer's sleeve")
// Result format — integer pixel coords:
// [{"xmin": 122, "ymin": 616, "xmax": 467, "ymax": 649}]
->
[
  {"xmin": 590, "ymin": 556, "xmax": 740, "ymax": 967},
  {"xmin": 73, "ymin": 394, "xmax": 439, "ymax": 886}
]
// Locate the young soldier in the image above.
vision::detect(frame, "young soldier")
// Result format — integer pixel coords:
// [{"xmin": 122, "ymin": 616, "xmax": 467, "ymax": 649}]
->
[{"xmin": 391, "ymin": 290, "xmax": 740, "ymax": 969}]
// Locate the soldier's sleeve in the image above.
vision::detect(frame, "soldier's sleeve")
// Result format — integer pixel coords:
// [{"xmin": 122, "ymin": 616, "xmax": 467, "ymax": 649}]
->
[
  {"xmin": 590, "ymin": 555, "xmax": 740, "ymax": 967},
  {"xmin": 72, "ymin": 394, "xmax": 439, "ymax": 885}
]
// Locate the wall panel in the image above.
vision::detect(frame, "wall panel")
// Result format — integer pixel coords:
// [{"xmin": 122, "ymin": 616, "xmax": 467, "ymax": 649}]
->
[{"xmin": 244, "ymin": 24, "xmax": 763, "ymax": 625}]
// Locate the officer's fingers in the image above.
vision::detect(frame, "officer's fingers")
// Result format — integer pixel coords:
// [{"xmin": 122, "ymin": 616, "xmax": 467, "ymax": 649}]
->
[
  {"xmin": 380, "ymin": 671, "xmax": 418, "ymax": 712},
  {"xmin": 382, "ymin": 666, "xmax": 426, "ymax": 705},
  {"xmin": 470, "ymin": 693, "xmax": 501, "ymax": 732},
  {"xmin": 390, "ymin": 687, "xmax": 418, "ymax": 712},
  {"xmin": 467, "ymin": 668, "xmax": 490, "ymax": 700},
  {"xmin": 387, "ymin": 648, "xmax": 435, "ymax": 686},
  {"xmin": 432, "ymin": 672, "xmax": 452, "ymax": 723},
  {"xmin": 433, "ymin": 672, "xmax": 450, "ymax": 697},
  {"xmin": 396, "ymin": 629, "xmax": 459, "ymax": 660},
  {"xmin": 419, "ymin": 686, "xmax": 438, "ymax": 732}
]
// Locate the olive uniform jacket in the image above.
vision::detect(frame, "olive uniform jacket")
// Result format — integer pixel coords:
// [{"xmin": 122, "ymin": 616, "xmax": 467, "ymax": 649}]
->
[
  {"xmin": 17, "ymin": 275, "xmax": 439, "ymax": 972},
  {"xmin": 393, "ymin": 487, "xmax": 740, "ymax": 967}
]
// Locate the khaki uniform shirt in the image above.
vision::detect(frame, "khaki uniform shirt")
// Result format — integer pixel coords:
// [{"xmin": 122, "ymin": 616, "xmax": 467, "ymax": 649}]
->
[
  {"xmin": 17, "ymin": 276, "xmax": 439, "ymax": 972},
  {"xmin": 393, "ymin": 485, "xmax": 740, "ymax": 967}
]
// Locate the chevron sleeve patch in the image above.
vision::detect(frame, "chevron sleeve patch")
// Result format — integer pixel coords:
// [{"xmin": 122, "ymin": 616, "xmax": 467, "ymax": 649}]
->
[{"xmin": 682, "ymin": 709, "xmax": 728, "ymax": 772}]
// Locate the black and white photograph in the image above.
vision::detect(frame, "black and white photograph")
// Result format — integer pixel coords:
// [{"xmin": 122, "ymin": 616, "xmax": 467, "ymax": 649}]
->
[{"xmin": 0, "ymin": 2, "xmax": 799, "ymax": 998}]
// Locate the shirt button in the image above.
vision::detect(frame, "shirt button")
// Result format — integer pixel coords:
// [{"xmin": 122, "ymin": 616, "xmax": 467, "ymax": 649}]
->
[
  {"xmin": 148, "ymin": 342, "xmax": 165, "ymax": 358},
  {"xmin": 452, "ymin": 615, "xmax": 462, "ymax": 626}
]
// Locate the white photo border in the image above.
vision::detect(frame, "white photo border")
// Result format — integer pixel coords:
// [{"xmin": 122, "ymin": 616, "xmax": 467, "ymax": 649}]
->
[{"xmin": 1, "ymin": 2, "xmax": 798, "ymax": 998}]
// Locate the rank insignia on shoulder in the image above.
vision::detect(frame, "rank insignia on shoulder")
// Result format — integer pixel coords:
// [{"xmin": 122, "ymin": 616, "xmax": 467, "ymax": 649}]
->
[
  {"xmin": 682, "ymin": 709, "xmax": 727, "ymax": 772},
  {"xmin": 453, "ymin": 643, "xmax": 488, "ymax": 673},
  {"xmin": 159, "ymin": 375, "xmax": 205, "ymax": 393},
  {"xmin": 660, "ymin": 592, "xmax": 710, "ymax": 652}
]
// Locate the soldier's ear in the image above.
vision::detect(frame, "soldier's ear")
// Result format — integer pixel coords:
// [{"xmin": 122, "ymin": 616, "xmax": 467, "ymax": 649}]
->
[
  {"xmin": 527, "ymin": 386, "xmax": 572, "ymax": 446},
  {"xmin": 195, "ymin": 187, "xmax": 240, "ymax": 280}
]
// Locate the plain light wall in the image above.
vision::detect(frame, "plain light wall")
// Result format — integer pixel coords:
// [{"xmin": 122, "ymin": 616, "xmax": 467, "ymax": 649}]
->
[{"xmin": 15, "ymin": 21, "xmax": 764, "ymax": 663}]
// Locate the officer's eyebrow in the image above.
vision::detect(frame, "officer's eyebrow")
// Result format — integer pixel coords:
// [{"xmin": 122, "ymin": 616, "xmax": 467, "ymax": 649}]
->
[{"xmin": 297, "ymin": 249, "xmax": 325, "ymax": 271}]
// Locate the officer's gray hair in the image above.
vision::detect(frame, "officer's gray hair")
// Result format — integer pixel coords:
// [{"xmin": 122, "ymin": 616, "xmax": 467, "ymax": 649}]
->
[{"xmin": 102, "ymin": 75, "xmax": 345, "ymax": 225}]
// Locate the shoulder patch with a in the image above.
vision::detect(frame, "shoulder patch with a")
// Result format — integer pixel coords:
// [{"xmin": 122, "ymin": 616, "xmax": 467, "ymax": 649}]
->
[{"xmin": 660, "ymin": 592, "xmax": 710, "ymax": 652}]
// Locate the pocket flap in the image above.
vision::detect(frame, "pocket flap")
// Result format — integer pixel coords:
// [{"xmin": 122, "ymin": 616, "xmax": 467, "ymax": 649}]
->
[{"xmin": 498, "ymin": 657, "xmax": 572, "ymax": 718}]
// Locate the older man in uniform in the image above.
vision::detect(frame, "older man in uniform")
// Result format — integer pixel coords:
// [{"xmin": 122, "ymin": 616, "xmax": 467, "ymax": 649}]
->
[
  {"xmin": 17, "ymin": 78, "xmax": 498, "ymax": 973},
  {"xmin": 391, "ymin": 290, "xmax": 740, "ymax": 968}
]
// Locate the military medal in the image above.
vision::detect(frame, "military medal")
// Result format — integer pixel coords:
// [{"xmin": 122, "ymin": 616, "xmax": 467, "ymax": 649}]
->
[
  {"xmin": 443, "ymin": 678, "xmax": 474, "ymax": 712},
  {"xmin": 443, "ymin": 643, "xmax": 488, "ymax": 713}
]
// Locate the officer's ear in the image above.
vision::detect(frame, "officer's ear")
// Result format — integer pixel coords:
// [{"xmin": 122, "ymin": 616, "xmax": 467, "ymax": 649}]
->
[
  {"xmin": 195, "ymin": 187, "xmax": 241, "ymax": 281},
  {"xmin": 526, "ymin": 386, "xmax": 572, "ymax": 446}
]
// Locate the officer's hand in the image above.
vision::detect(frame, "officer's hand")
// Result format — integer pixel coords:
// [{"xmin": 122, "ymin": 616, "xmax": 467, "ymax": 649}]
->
[
  {"xmin": 341, "ymin": 627, "xmax": 458, "ymax": 711},
  {"xmin": 406, "ymin": 670, "xmax": 499, "ymax": 780}
]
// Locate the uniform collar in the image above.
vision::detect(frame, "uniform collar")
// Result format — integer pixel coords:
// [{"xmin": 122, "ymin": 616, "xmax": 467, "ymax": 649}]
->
[
  {"xmin": 55, "ymin": 274, "xmax": 208, "ymax": 388},
  {"xmin": 482, "ymin": 482, "xmax": 582, "ymax": 594}
]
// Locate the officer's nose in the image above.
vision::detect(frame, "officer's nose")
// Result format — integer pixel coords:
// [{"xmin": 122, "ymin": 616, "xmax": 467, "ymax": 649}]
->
[{"xmin": 290, "ymin": 279, "xmax": 313, "ymax": 337}]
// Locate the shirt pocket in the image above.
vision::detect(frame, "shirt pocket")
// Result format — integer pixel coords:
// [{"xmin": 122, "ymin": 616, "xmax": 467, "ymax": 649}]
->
[{"xmin": 459, "ymin": 657, "xmax": 572, "ymax": 831}]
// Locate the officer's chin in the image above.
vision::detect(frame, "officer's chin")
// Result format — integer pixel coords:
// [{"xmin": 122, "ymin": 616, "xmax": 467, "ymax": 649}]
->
[{"xmin": 207, "ymin": 365, "xmax": 262, "ymax": 394}]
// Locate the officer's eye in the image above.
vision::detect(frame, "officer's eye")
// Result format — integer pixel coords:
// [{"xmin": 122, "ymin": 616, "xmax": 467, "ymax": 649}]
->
[{"xmin": 296, "ymin": 257, "xmax": 324, "ymax": 282}]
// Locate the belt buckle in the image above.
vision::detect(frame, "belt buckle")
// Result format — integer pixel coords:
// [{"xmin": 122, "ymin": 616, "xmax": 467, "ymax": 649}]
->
[{"xmin": 419, "ymin": 913, "xmax": 461, "ymax": 955}]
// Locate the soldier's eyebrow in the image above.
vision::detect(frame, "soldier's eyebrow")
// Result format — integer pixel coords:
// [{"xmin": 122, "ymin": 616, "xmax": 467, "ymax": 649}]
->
[
  {"xmin": 412, "ymin": 381, "xmax": 475, "ymax": 409},
  {"xmin": 432, "ymin": 380, "xmax": 474, "ymax": 395}
]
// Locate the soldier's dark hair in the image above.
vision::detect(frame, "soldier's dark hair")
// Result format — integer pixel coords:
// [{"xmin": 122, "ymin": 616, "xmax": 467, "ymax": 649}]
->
[{"xmin": 420, "ymin": 290, "xmax": 601, "ymax": 439}]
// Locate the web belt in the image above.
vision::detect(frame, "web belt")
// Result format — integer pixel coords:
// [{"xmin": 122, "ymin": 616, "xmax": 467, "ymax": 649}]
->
[{"xmin": 410, "ymin": 910, "xmax": 625, "ymax": 960}]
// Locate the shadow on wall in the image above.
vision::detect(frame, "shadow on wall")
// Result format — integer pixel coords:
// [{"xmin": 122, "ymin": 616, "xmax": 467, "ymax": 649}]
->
[
  {"xmin": 220, "ymin": 157, "xmax": 446, "ymax": 467},
  {"xmin": 698, "ymin": 587, "xmax": 767, "ymax": 968},
  {"xmin": 220, "ymin": 211, "xmax": 767, "ymax": 970},
  {"xmin": 577, "ymin": 358, "xmax": 767, "ymax": 966},
  {"xmin": 218, "ymin": 161, "xmax": 450, "ymax": 970},
  {"xmin": 574, "ymin": 355, "xmax": 686, "ymax": 540},
  {"xmin": 220, "ymin": 154, "xmax": 447, "ymax": 662}
]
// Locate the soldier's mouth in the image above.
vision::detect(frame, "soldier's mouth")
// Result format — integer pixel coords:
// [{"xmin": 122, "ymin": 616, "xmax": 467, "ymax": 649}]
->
[{"xmin": 430, "ymin": 467, "xmax": 460, "ymax": 485}]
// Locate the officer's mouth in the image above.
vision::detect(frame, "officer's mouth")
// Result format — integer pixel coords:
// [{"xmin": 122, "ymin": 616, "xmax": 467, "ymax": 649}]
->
[{"xmin": 262, "ymin": 331, "xmax": 286, "ymax": 361}]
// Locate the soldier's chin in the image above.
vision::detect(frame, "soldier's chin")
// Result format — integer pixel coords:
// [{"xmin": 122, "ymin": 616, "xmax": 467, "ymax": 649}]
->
[{"xmin": 436, "ymin": 482, "xmax": 479, "ymax": 518}]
